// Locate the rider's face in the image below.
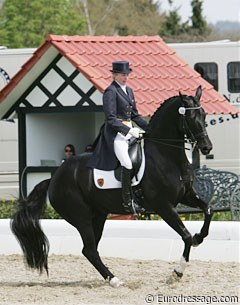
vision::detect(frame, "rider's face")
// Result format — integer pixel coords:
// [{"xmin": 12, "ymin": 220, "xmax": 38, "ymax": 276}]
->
[{"xmin": 113, "ymin": 73, "xmax": 129, "ymax": 86}]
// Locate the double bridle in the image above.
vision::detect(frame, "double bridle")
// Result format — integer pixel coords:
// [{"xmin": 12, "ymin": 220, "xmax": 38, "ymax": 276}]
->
[
  {"xmin": 144, "ymin": 105, "xmax": 206, "ymax": 150},
  {"xmin": 180, "ymin": 105, "xmax": 207, "ymax": 144}
]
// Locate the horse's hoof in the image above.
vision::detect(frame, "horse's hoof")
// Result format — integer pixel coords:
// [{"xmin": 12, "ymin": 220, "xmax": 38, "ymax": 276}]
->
[
  {"xmin": 174, "ymin": 269, "xmax": 183, "ymax": 278},
  {"xmin": 166, "ymin": 272, "xmax": 179, "ymax": 284},
  {"xmin": 109, "ymin": 276, "xmax": 124, "ymax": 288}
]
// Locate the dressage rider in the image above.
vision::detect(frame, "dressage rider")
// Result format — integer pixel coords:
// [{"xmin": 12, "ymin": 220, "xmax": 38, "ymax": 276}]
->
[{"xmin": 88, "ymin": 61, "xmax": 148, "ymax": 213}]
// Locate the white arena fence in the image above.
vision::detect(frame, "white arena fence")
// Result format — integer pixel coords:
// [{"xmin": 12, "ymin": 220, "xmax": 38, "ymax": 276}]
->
[{"xmin": 0, "ymin": 220, "xmax": 239, "ymax": 262}]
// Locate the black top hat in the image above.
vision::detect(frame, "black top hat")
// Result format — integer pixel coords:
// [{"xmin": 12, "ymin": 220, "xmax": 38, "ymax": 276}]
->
[{"xmin": 110, "ymin": 61, "xmax": 132, "ymax": 74}]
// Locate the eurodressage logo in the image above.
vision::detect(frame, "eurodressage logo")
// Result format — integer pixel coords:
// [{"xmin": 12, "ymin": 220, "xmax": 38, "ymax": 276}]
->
[{"xmin": 0, "ymin": 67, "xmax": 10, "ymax": 89}]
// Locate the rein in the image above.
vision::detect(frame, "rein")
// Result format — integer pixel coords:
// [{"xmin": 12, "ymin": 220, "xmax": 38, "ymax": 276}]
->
[{"xmin": 143, "ymin": 136, "xmax": 195, "ymax": 150}]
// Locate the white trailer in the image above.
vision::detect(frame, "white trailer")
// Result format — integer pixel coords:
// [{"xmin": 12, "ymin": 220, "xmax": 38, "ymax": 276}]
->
[
  {"xmin": 169, "ymin": 41, "xmax": 240, "ymax": 174},
  {"xmin": 169, "ymin": 40, "xmax": 240, "ymax": 104},
  {"xmin": 0, "ymin": 48, "xmax": 35, "ymax": 90}
]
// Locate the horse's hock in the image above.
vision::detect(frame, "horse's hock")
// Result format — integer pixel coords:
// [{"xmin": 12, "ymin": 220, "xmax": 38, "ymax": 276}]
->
[{"xmin": 177, "ymin": 166, "xmax": 240, "ymax": 220}]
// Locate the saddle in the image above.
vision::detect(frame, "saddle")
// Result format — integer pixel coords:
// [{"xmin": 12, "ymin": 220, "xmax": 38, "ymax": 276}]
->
[
  {"xmin": 114, "ymin": 137, "xmax": 142, "ymax": 181},
  {"xmin": 93, "ymin": 138, "xmax": 145, "ymax": 189}
]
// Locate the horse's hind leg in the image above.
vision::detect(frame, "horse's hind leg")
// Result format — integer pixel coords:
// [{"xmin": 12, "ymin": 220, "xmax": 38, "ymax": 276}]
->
[
  {"xmin": 51, "ymin": 193, "xmax": 122, "ymax": 287},
  {"xmin": 77, "ymin": 222, "xmax": 123, "ymax": 287},
  {"xmin": 92, "ymin": 212, "xmax": 108, "ymax": 249},
  {"xmin": 182, "ymin": 188, "xmax": 214, "ymax": 246},
  {"xmin": 77, "ymin": 223, "xmax": 108, "ymax": 276}
]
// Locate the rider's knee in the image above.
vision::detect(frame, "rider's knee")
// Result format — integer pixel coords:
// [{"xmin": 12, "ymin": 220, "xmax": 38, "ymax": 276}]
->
[{"xmin": 121, "ymin": 160, "xmax": 132, "ymax": 169}]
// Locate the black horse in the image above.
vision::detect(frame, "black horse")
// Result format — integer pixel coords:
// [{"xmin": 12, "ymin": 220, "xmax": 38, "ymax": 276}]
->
[{"xmin": 11, "ymin": 86, "xmax": 213, "ymax": 287}]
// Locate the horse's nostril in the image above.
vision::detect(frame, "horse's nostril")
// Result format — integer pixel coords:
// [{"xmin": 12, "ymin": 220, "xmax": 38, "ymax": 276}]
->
[{"xmin": 200, "ymin": 146, "xmax": 210, "ymax": 155}]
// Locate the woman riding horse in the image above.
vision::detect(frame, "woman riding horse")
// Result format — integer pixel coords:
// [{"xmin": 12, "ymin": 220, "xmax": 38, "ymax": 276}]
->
[
  {"xmin": 88, "ymin": 61, "xmax": 148, "ymax": 214},
  {"xmin": 11, "ymin": 85, "xmax": 213, "ymax": 287}
]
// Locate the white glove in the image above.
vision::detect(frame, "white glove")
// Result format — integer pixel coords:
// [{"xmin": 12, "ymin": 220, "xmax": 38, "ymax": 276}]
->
[{"xmin": 128, "ymin": 127, "xmax": 141, "ymax": 138}]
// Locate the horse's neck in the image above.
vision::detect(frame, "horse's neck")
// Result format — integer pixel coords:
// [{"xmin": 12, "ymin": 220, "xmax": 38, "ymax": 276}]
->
[
  {"xmin": 147, "ymin": 102, "xmax": 182, "ymax": 140},
  {"xmin": 144, "ymin": 101, "xmax": 185, "ymax": 163}
]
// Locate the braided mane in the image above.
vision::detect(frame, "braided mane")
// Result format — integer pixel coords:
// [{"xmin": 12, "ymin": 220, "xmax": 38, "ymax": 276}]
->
[{"xmin": 148, "ymin": 95, "xmax": 180, "ymax": 130}]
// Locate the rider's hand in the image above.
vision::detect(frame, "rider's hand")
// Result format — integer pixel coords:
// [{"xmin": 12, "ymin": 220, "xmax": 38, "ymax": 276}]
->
[{"xmin": 128, "ymin": 127, "xmax": 141, "ymax": 138}]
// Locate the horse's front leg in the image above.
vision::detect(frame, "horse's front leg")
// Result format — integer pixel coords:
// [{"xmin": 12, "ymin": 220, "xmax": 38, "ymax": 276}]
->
[
  {"xmin": 192, "ymin": 205, "xmax": 214, "ymax": 246},
  {"xmin": 156, "ymin": 205, "xmax": 193, "ymax": 278},
  {"xmin": 173, "ymin": 195, "xmax": 214, "ymax": 278},
  {"xmin": 173, "ymin": 227, "xmax": 193, "ymax": 277},
  {"xmin": 182, "ymin": 188, "xmax": 214, "ymax": 246}
]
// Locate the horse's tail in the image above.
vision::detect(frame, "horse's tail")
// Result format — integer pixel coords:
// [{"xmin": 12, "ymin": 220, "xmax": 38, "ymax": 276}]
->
[{"xmin": 10, "ymin": 178, "xmax": 51, "ymax": 274}]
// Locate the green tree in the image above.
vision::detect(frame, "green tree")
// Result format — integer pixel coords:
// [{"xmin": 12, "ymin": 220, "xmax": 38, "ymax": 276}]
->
[
  {"xmin": 0, "ymin": 0, "xmax": 85, "ymax": 48},
  {"xmin": 190, "ymin": 0, "xmax": 208, "ymax": 35},
  {"xmin": 78, "ymin": 0, "xmax": 164, "ymax": 35},
  {"xmin": 160, "ymin": 0, "xmax": 211, "ymax": 42},
  {"xmin": 159, "ymin": 0, "xmax": 188, "ymax": 38},
  {"xmin": 113, "ymin": 0, "xmax": 163, "ymax": 36},
  {"xmin": 159, "ymin": 8, "xmax": 184, "ymax": 36}
]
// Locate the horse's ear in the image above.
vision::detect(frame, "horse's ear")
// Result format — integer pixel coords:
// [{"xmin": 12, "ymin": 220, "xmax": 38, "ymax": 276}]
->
[
  {"xmin": 179, "ymin": 91, "xmax": 183, "ymax": 100},
  {"xmin": 195, "ymin": 85, "xmax": 202, "ymax": 103}
]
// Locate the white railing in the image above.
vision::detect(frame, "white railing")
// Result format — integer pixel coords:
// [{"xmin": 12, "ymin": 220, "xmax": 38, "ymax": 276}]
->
[{"xmin": 0, "ymin": 220, "xmax": 239, "ymax": 262}]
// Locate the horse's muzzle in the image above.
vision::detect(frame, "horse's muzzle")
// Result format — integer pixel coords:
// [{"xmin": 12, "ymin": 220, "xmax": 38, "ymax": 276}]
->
[
  {"xmin": 197, "ymin": 136, "xmax": 213, "ymax": 155},
  {"xmin": 200, "ymin": 145, "xmax": 212, "ymax": 155}
]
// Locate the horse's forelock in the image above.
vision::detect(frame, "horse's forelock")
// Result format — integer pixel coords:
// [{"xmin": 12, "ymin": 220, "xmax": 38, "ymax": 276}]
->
[{"xmin": 182, "ymin": 95, "xmax": 198, "ymax": 109}]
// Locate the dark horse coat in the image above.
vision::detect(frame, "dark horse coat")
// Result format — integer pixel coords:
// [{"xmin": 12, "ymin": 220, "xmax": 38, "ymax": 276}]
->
[{"xmin": 87, "ymin": 81, "xmax": 148, "ymax": 170}]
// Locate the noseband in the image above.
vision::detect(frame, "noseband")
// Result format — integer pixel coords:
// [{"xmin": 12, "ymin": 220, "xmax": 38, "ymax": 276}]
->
[{"xmin": 179, "ymin": 105, "xmax": 206, "ymax": 143}]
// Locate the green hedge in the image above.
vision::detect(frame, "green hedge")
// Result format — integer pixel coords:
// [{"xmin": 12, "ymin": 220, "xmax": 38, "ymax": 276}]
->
[
  {"xmin": 140, "ymin": 211, "xmax": 231, "ymax": 221},
  {"xmin": 0, "ymin": 200, "xmax": 61, "ymax": 219},
  {"xmin": 0, "ymin": 201, "xmax": 17, "ymax": 219},
  {"xmin": 0, "ymin": 200, "xmax": 231, "ymax": 220}
]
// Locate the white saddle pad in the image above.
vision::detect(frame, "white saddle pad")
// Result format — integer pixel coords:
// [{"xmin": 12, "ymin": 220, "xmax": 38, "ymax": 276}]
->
[{"xmin": 93, "ymin": 148, "xmax": 145, "ymax": 189}]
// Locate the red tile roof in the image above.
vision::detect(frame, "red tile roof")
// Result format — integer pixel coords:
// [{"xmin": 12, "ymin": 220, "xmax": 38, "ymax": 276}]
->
[{"xmin": 0, "ymin": 35, "xmax": 237, "ymax": 117}]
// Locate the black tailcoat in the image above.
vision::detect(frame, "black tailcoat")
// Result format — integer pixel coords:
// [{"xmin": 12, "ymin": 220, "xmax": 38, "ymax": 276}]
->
[{"xmin": 87, "ymin": 81, "xmax": 148, "ymax": 170}]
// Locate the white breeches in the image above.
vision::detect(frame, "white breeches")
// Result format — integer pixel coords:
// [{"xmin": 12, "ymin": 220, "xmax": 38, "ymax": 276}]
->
[{"xmin": 114, "ymin": 132, "xmax": 133, "ymax": 169}]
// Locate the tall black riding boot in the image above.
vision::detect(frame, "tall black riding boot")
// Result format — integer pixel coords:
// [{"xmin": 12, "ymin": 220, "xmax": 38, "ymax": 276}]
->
[{"xmin": 121, "ymin": 167, "xmax": 145, "ymax": 214}]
